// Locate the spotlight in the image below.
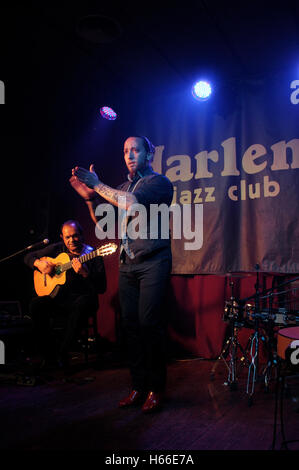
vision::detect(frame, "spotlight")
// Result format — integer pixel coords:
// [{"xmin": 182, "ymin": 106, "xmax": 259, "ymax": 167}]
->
[
  {"xmin": 100, "ymin": 106, "xmax": 117, "ymax": 120},
  {"xmin": 192, "ymin": 80, "xmax": 212, "ymax": 101}
]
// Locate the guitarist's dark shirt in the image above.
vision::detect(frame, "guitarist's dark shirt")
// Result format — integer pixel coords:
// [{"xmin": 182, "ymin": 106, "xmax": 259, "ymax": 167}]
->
[{"xmin": 24, "ymin": 241, "xmax": 106, "ymax": 299}]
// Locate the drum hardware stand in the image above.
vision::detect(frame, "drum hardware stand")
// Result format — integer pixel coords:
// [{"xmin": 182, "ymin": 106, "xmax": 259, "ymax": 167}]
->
[
  {"xmin": 260, "ymin": 292, "xmax": 279, "ymax": 391},
  {"xmin": 260, "ymin": 277, "xmax": 299, "ymax": 392},
  {"xmin": 244, "ymin": 322, "xmax": 276, "ymax": 395},
  {"xmin": 246, "ymin": 264, "xmax": 262, "ymax": 405},
  {"xmin": 210, "ymin": 281, "xmax": 250, "ymax": 391},
  {"xmin": 245, "ymin": 270, "xmax": 287, "ymax": 404}
]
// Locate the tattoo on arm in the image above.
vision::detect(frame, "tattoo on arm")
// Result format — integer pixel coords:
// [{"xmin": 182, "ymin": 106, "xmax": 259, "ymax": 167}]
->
[{"xmin": 94, "ymin": 183, "xmax": 137, "ymax": 209}]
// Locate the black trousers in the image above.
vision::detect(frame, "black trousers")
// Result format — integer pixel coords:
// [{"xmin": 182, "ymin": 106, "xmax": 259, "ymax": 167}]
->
[
  {"xmin": 29, "ymin": 292, "xmax": 98, "ymax": 359},
  {"xmin": 118, "ymin": 255, "xmax": 171, "ymax": 393}
]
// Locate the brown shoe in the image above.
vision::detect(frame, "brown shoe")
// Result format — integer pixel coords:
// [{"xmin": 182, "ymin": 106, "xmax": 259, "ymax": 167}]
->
[
  {"xmin": 118, "ymin": 390, "xmax": 144, "ymax": 408},
  {"xmin": 142, "ymin": 391, "xmax": 163, "ymax": 413}
]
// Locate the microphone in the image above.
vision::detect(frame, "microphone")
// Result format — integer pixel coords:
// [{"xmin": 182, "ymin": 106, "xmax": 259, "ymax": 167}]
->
[{"xmin": 25, "ymin": 239, "xmax": 50, "ymax": 251}]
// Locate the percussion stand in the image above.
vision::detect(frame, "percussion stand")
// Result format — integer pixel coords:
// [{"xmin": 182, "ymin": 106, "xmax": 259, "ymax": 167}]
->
[
  {"xmin": 210, "ymin": 281, "xmax": 250, "ymax": 391},
  {"xmin": 260, "ymin": 278, "xmax": 294, "ymax": 391},
  {"xmin": 261, "ymin": 291, "xmax": 278, "ymax": 391},
  {"xmin": 246, "ymin": 264, "xmax": 262, "ymax": 405},
  {"xmin": 246, "ymin": 274, "xmax": 299, "ymax": 405}
]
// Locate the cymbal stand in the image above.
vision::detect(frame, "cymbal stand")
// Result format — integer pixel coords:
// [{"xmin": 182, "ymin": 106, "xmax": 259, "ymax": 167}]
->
[
  {"xmin": 246, "ymin": 325, "xmax": 259, "ymax": 404},
  {"xmin": 246, "ymin": 264, "xmax": 262, "ymax": 404},
  {"xmin": 210, "ymin": 281, "xmax": 250, "ymax": 390},
  {"xmin": 249, "ymin": 282, "xmax": 287, "ymax": 394},
  {"xmin": 260, "ymin": 291, "xmax": 278, "ymax": 390}
]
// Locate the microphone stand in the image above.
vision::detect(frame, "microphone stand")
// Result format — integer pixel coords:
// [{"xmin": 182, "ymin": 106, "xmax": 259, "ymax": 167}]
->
[
  {"xmin": 0, "ymin": 247, "xmax": 32, "ymax": 264},
  {"xmin": 0, "ymin": 242, "xmax": 48, "ymax": 263}
]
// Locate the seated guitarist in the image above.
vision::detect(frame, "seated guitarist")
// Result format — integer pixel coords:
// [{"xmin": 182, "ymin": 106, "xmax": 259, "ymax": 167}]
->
[{"xmin": 24, "ymin": 219, "xmax": 106, "ymax": 368}]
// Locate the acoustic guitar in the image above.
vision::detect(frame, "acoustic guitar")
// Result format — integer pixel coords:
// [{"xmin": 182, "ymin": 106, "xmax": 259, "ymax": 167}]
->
[{"xmin": 34, "ymin": 242, "xmax": 117, "ymax": 297}]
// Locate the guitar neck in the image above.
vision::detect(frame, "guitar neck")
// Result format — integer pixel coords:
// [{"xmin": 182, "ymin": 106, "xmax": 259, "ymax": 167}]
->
[{"xmin": 61, "ymin": 249, "xmax": 99, "ymax": 273}]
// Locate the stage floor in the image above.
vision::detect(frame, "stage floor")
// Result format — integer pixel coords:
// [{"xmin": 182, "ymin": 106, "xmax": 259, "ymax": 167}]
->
[{"xmin": 0, "ymin": 353, "xmax": 298, "ymax": 453}]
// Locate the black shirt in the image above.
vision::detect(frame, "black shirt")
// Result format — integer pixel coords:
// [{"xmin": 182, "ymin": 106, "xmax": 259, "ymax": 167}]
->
[{"xmin": 117, "ymin": 168, "xmax": 174, "ymax": 264}]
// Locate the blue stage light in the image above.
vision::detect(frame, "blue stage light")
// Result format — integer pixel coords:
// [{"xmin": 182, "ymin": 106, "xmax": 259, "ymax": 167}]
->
[
  {"xmin": 192, "ymin": 80, "xmax": 212, "ymax": 101},
  {"xmin": 100, "ymin": 106, "xmax": 117, "ymax": 120}
]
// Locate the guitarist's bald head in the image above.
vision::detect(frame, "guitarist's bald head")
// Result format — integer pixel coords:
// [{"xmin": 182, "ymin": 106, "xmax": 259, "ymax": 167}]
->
[{"xmin": 61, "ymin": 220, "xmax": 83, "ymax": 235}]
